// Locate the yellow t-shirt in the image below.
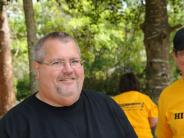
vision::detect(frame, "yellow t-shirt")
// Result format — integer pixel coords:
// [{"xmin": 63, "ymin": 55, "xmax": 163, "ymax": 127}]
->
[
  {"xmin": 157, "ymin": 78, "xmax": 184, "ymax": 138},
  {"xmin": 113, "ymin": 91, "xmax": 158, "ymax": 138}
]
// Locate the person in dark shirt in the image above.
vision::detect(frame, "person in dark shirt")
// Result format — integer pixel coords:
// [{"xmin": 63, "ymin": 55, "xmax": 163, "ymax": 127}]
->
[{"xmin": 0, "ymin": 32, "xmax": 137, "ymax": 138}]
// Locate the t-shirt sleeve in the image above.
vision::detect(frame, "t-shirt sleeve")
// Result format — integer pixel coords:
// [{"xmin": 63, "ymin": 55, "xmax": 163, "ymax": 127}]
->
[
  {"xmin": 145, "ymin": 96, "xmax": 158, "ymax": 118},
  {"xmin": 108, "ymin": 97, "xmax": 138, "ymax": 138},
  {"xmin": 0, "ymin": 117, "xmax": 9, "ymax": 138},
  {"xmin": 0, "ymin": 108, "xmax": 27, "ymax": 138}
]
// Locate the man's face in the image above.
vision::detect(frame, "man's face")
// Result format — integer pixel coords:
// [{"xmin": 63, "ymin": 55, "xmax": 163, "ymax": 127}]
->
[
  {"xmin": 174, "ymin": 49, "xmax": 184, "ymax": 76},
  {"xmin": 34, "ymin": 39, "xmax": 84, "ymax": 106}
]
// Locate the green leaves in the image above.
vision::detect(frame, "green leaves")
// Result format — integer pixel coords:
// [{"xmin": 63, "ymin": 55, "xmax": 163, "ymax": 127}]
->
[{"xmin": 8, "ymin": 0, "xmax": 184, "ymax": 97}]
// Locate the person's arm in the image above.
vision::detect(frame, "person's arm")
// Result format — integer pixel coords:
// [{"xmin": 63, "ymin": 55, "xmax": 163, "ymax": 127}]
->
[
  {"xmin": 148, "ymin": 117, "xmax": 158, "ymax": 137},
  {"xmin": 110, "ymin": 98, "xmax": 138, "ymax": 138},
  {"xmin": 0, "ymin": 111, "xmax": 27, "ymax": 138},
  {"xmin": 144, "ymin": 95, "xmax": 158, "ymax": 137},
  {"xmin": 148, "ymin": 117, "xmax": 158, "ymax": 128},
  {"xmin": 145, "ymin": 95, "xmax": 158, "ymax": 128},
  {"xmin": 0, "ymin": 118, "xmax": 9, "ymax": 138}
]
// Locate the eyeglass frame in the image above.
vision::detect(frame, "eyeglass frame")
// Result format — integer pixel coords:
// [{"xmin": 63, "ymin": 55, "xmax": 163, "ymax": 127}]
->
[{"xmin": 36, "ymin": 58, "xmax": 85, "ymax": 69}]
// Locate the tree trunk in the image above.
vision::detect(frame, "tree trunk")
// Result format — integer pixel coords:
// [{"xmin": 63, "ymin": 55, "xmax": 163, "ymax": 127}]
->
[
  {"xmin": 0, "ymin": 1, "xmax": 16, "ymax": 116},
  {"xmin": 141, "ymin": 0, "xmax": 170, "ymax": 102},
  {"xmin": 23, "ymin": 0, "xmax": 37, "ymax": 93}
]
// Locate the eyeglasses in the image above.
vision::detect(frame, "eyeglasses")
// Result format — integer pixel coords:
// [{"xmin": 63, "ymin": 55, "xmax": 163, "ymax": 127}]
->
[{"xmin": 37, "ymin": 59, "xmax": 84, "ymax": 69}]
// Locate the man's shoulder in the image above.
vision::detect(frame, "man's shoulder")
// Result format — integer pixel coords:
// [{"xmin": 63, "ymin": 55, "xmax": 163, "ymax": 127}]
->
[
  {"xmin": 83, "ymin": 89, "xmax": 105, "ymax": 96},
  {"xmin": 1, "ymin": 95, "xmax": 35, "ymax": 120},
  {"xmin": 82, "ymin": 90, "xmax": 111, "ymax": 101},
  {"xmin": 81, "ymin": 90, "xmax": 116, "ymax": 109},
  {"xmin": 161, "ymin": 79, "xmax": 183, "ymax": 96}
]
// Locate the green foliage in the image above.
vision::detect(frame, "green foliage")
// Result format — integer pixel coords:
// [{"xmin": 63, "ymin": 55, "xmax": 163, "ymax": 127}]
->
[
  {"xmin": 7, "ymin": 0, "xmax": 184, "ymax": 99},
  {"xmin": 16, "ymin": 75, "xmax": 31, "ymax": 101},
  {"xmin": 55, "ymin": 0, "xmax": 146, "ymax": 95},
  {"xmin": 168, "ymin": 0, "xmax": 184, "ymax": 24},
  {"xmin": 8, "ymin": 0, "xmax": 26, "ymax": 38},
  {"xmin": 7, "ymin": 0, "xmax": 147, "ymax": 98},
  {"xmin": 8, "ymin": 0, "xmax": 29, "ymax": 79},
  {"xmin": 8, "ymin": 1, "xmax": 30, "ymax": 100}
]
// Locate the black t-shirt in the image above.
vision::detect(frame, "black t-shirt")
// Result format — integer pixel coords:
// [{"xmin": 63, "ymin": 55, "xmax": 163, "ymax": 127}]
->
[{"xmin": 0, "ymin": 90, "xmax": 137, "ymax": 138}]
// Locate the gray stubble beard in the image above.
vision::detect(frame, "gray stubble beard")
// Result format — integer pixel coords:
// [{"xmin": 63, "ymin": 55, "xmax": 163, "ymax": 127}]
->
[{"xmin": 55, "ymin": 81, "xmax": 80, "ymax": 97}]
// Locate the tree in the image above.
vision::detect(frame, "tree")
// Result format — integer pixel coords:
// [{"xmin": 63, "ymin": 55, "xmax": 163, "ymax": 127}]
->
[
  {"xmin": 0, "ymin": 0, "xmax": 16, "ymax": 116},
  {"xmin": 141, "ymin": 0, "xmax": 182, "ymax": 102},
  {"xmin": 23, "ymin": 0, "xmax": 37, "ymax": 93}
]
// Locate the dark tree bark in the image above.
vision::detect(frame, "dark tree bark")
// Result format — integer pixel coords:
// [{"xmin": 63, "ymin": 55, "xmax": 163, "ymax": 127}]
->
[
  {"xmin": 141, "ymin": 0, "xmax": 171, "ymax": 102},
  {"xmin": 23, "ymin": 0, "xmax": 37, "ymax": 93},
  {"xmin": 0, "ymin": 0, "xmax": 16, "ymax": 116}
]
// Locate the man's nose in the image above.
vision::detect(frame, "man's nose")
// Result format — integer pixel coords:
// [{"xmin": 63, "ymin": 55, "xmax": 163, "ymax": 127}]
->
[{"xmin": 62, "ymin": 62, "xmax": 73, "ymax": 73}]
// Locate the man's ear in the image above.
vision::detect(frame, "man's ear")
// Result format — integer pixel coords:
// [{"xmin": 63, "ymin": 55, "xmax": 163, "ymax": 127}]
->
[{"xmin": 32, "ymin": 61, "xmax": 39, "ymax": 80}]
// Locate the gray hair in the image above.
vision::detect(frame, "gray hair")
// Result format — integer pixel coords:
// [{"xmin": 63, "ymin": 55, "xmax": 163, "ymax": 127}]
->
[{"xmin": 33, "ymin": 32, "xmax": 80, "ymax": 63}]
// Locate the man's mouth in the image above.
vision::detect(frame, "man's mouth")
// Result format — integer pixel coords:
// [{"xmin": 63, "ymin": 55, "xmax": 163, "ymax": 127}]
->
[{"xmin": 60, "ymin": 77, "xmax": 75, "ymax": 81}]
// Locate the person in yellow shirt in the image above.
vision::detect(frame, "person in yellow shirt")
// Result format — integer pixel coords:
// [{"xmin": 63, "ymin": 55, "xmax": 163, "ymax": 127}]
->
[
  {"xmin": 156, "ymin": 28, "xmax": 184, "ymax": 138},
  {"xmin": 113, "ymin": 72, "xmax": 158, "ymax": 138}
]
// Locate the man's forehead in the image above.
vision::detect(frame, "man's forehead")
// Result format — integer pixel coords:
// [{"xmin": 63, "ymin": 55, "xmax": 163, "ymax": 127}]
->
[
  {"xmin": 42, "ymin": 39, "xmax": 78, "ymax": 50},
  {"xmin": 42, "ymin": 39, "xmax": 80, "ymax": 55},
  {"xmin": 43, "ymin": 38, "xmax": 74, "ymax": 45}
]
